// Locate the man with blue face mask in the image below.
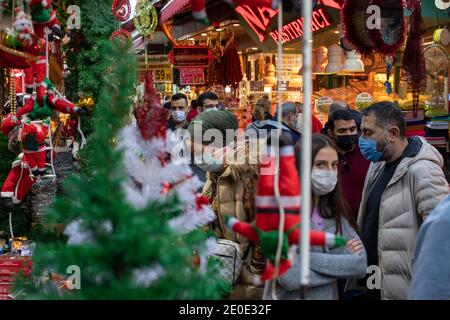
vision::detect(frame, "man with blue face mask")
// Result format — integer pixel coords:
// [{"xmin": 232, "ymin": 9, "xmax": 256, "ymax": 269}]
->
[{"xmin": 357, "ymin": 102, "xmax": 450, "ymax": 300}]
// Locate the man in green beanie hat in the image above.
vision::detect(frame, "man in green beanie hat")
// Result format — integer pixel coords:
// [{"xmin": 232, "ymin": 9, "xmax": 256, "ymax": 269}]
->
[{"xmin": 186, "ymin": 109, "xmax": 265, "ymax": 299}]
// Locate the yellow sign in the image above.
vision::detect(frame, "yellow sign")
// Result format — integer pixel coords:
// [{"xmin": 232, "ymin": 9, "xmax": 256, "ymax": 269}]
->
[
  {"xmin": 147, "ymin": 63, "xmax": 172, "ymax": 70},
  {"xmin": 153, "ymin": 68, "xmax": 172, "ymax": 83}
]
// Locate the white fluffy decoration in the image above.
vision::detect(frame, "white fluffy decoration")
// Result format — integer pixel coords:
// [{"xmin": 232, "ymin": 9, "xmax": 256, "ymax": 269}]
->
[
  {"xmin": 132, "ymin": 264, "xmax": 166, "ymax": 287},
  {"xmin": 64, "ymin": 219, "xmax": 113, "ymax": 245},
  {"xmin": 64, "ymin": 219, "xmax": 93, "ymax": 245},
  {"xmin": 198, "ymin": 237, "xmax": 219, "ymax": 274},
  {"xmin": 118, "ymin": 125, "xmax": 216, "ymax": 233}
]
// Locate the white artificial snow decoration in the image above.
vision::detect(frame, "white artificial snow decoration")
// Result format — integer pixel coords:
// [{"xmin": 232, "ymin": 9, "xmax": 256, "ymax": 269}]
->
[
  {"xmin": 64, "ymin": 219, "xmax": 113, "ymax": 245},
  {"xmin": 132, "ymin": 264, "xmax": 166, "ymax": 287},
  {"xmin": 64, "ymin": 219, "xmax": 93, "ymax": 245},
  {"xmin": 198, "ymin": 237, "xmax": 219, "ymax": 274},
  {"xmin": 168, "ymin": 205, "xmax": 215, "ymax": 233},
  {"xmin": 101, "ymin": 220, "xmax": 113, "ymax": 234},
  {"xmin": 118, "ymin": 125, "xmax": 216, "ymax": 233}
]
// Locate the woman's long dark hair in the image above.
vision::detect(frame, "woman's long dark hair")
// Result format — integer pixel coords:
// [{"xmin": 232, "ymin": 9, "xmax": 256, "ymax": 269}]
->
[{"xmin": 295, "ymin": 134, "xmax": 355, "ymax": 234}]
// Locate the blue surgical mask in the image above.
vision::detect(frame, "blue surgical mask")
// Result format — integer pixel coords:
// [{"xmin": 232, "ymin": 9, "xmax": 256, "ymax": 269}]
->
[
  {"xmin": 359, "ymin": 137, "xmax": 383, "ymax": 162},
  {"xmin": 196, "ymin": 150, "xmax": 224, "ymax": 172}
]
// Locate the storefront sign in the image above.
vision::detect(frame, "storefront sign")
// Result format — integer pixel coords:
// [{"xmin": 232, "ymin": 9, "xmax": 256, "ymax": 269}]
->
[
  {"xmin": 180, "ymin": 68, "xmax": 205, "ymax": 85},
  {"xmin": 153, "ymin": 68, "xmax": 173, "ymax": 83},
  {"xmin": 269, "ymin": 9, "xmax": 332, "ymax": 44},
  {"xmin": 145, "ymin": 54, "xmax": 172, "ymax": 70},
  {"xmin": 171, "ymin": 46, "xmax": 209, "ymax": 67},
  {"xmin": 236, "ymin": 3, "xmax": 336, "ymax": 44}
]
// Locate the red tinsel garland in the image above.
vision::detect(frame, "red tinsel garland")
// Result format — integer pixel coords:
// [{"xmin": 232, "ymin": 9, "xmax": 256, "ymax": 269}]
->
[
  {"xmin": 342, "ymin": 0, "xmax": 406, "ymax": 56},
  {"xmin": 367, "ymin": 0, "xmax": 406, "ymax": 57},
  {"xmin": 341, "ymin": 0, "xmax": 374, "ymax": 56}
]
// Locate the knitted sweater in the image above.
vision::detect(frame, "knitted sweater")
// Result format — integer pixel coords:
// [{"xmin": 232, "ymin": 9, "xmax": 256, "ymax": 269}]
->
[{"xmin": 263, "ymin": 215, "xmax": 367, "ymax": 300}]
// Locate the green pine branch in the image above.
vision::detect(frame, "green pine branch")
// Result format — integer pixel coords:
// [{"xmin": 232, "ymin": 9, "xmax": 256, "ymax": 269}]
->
[{"xmin": 16, "ymin": 43, "xmax": 228, "ymax": 300}]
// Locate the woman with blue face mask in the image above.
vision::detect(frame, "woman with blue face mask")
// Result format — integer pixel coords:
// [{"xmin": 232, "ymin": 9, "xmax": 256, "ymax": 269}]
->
[{"xmin": 264, "ymin": 134, "xmax": 367, "ymax": 300}]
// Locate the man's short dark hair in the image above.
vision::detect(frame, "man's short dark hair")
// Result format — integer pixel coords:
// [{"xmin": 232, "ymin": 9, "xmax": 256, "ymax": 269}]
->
[
  {"xmin": 171, "ymin": 93, "xmax": 188, "ymax": 103},
  {"xmin": 328, "ymin": 109, "xmax": 357, "ymax": 131},
  {"xmin": 198, "ymin": 92, "xmax": 219, "ymax": 107},
  {"xmin": 163, "ymin": 101, "xmax": 171, "ymax": 110},
  {"xmin": 191, "ymin": 99, "xmax": 198, "ymax": 109},
  {"xmin": 362, "ymin": 101, "xmax": 406, "ymax": 138}
]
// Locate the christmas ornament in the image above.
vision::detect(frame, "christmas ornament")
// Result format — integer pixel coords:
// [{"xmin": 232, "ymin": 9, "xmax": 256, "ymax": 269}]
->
[
  {"xmin": 26, "ymin": 0, "xmax": 64, "ymax": 39},
  {"xmin": 342, "ymin": 0, "xmax": 406, "ymax": 56},
  {"xmin": 24, "ymin": 40, "xmax": 48, "ymax": 101},
  {"xmin": 0, "ymin": 119, "xmax": 52, "ymax": 210},
  {"xmin": 0, "ymin": 11, "xmax": 40, "ymax": 69},
  {"xmin": 109, "ymin": 29, "xmax": 132, "ymax": 49},
  {"xmin": 402, "ymin": 1, "xmax": 426, "ymax": 91},
  {"xmin": 385, "ymin": 54, "xmax": 394, "ymax": 94},
  {"xmin": 21, "ymin": 121, "xmax": 49, "ymax": 177},
  {"xmin": 224, "ymin": 134, "xmax": 345, "ymax": 283},
  {"xmin": 135, "ymin": 72, "xmax": 167, "ymax": 141},
  {"xmin": 61, "ymin": 117, "xmax": 77, "ymax": 139},
  {"xmin": 11, "ymin": 7, "xmax": 37, "ymax": 50},
  {"xmin": 112, "ymin": 0, "xmax": 131, "ymax": 22},
  {"xmin": 17, "ymin": 79, "xmax": 82, "ymax": 120},
  {"xmin": 77, "ymin": 96, "xmax": 95, "ymax": 112},
  {"xmin": 219, "ymin": 39, "xmax": 243, "ymax": 87},
  {"xmin": 133, "ymin": 0, "xmax": 158, "ymax": 37}
]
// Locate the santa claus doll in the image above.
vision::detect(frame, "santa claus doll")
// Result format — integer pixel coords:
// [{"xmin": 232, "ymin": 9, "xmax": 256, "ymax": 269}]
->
[
  {"xmin": 225, "ymin": 133, "xmax": 345, "ymax": 283},
  {"xmin": 16, "ymin": 79, "xmax": 84, "ymax": 120},
  {"xmin": 25, "ymin": 0, "xmax": 64, "ymax": 39},
  {"xmin": 21, "ymin": 121, "xmax": 49, "ymax": 177},
  {"xmin": 0, "ymin": 120, "xmax": 49, "ymax": 213}
]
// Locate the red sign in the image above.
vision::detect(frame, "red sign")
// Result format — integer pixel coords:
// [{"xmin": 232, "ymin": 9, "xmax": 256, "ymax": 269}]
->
[
  {"xmin": 171, "ymin": 46, "xmax": 209, "ymax": 67},
  {"xmin": 318, "ymin": 0, "xmax": 344, "ymax": 10},
  {"xmin": 269, "ymin": 8, "xmax": 332, "ymax": 44},
  {"xmin": 180, "ymin": 68, "xmax": 205, "ymax": 85},
  {"xmin": 235, "ymin": 5, "xmax": 277, "ymax": 42},
  {"xmin": 236, "ymin": 4, "xmax": 336, "ymax": 44}
]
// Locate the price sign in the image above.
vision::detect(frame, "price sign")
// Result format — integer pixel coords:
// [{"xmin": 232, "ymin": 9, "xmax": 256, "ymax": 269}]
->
[
  {"xmin": 153, "ymin": 68, "xmax": 172, "ymax": 83},
  {"xmin": 180, "ymin": 68, "xmax": 205, "ymax": 85}
]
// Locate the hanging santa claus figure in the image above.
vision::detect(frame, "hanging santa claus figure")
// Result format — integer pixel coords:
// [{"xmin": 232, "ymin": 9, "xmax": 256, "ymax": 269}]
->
[
  {"xmin": 25, "ymin": 0, "xmax": 64, "ymax": 39},
  {"xmin": 225, "ymin": 133, "xmax": 346, "ymax": 283},
  {"xmin": 0, "ymin": 120, "xmax": 52, "ymax": 213},
  {"xmin": 20, "ymin": 121, "xmax": 49, "ymax": 177},
  {"xmin": 16, "ymin": 78, "xmax": 84, "ymax": 120},
  {"xmin": 23, "ymin": 41, "xmax": 48, "ymax": 105}
]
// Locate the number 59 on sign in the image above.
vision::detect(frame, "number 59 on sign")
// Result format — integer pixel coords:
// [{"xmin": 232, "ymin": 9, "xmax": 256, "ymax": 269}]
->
[{"xmin": 153, "ymin": 69, "xmax": 172, "ymax": 82}]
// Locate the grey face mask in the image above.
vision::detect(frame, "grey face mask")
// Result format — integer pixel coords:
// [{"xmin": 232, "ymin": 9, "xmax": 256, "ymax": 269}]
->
[{"xmin": 196, "ymin": 163, "xmax": 223, "ymax": 172}]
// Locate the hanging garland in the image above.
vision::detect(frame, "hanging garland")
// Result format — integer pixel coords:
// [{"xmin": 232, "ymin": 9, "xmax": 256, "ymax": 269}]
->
[
  {"xmin": 367, "ymin": 0, "xmax": 406, "ymax": 57},
  {"xmin": 219, "ymin": 38, "xmax": 242, "ymax": 87},
  {"xmin": 341, "ymin": 0, "xmax": 406, "ymax": 56},
  {"xmin": 109, "ymin": 29, "xmax": 132, "ymax": 49},
  {"xmin": 133, "ymin": 0, "xmax": 158, "ymax": 37},
  {"xmin": 112, "ymin": 0, "xmax": 131, "ymax": 22}
]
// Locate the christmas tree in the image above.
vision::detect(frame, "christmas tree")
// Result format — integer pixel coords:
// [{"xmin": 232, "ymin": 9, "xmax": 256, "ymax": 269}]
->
[{"xmin": 16, "ymin": 42, "xmax": 227, "ymax": 299}]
